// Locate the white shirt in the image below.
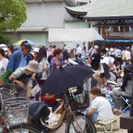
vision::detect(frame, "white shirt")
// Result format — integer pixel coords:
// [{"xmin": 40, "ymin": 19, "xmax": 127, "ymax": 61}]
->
[
  {"xmin": 124, "ymin": 50, "xmax": 131, "ymax": 60},
  {"xmin": 0, "ymin": 58, "xmax": 9, "ymax": 76},
  {"xmin": 100, "ymin": 56, "xmax": 114, "ymax": 66},
  {"xmin": 76, "ymin": 46, "xmax": 82, "ymax": 55},
  {"xmin": 91, "ymin": 96, "xmax": 114, "ymax": 120}
]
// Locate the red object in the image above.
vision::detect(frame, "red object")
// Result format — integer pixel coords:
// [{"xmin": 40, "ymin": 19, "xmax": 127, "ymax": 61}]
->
[
  {"xmin": 106, "ymin": 87, "xmax": 110, "ymax": 90},
  {"xmin": 41, "ymin": 95, "xmax": 57, "ymax": 104}
]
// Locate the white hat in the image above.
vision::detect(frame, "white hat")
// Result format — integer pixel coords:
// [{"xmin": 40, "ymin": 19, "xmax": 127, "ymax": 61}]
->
[
  {"xmin": 2, "ymin": 47, "xmax": 8, "ymax": 51},
  {"xmin": 110, "ymin": 48, "xmax": 114, "ymax": 52},
  {"xmin": 26, "ymin": 60, "xmax": 40, "ymax": 73},
  {"xmin": 33, "ymin": 47, "xmax": 40, "ymax": 53},
  {"xmin": 0, "ymin": 44, "xmax": 6, "ymax": 48},
  {"xmin": 94, "ymin": 45, "xmax": 99, "ymax": 49}
]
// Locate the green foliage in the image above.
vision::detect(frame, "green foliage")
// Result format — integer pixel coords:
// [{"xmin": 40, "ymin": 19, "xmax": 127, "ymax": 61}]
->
[
  {"xmin": 0, "ymin": 33, "xmax": 10, "ymax": 44},
  {"xmin": 0, "ymin": 0, "xmax": 27, "ymax": 32}
]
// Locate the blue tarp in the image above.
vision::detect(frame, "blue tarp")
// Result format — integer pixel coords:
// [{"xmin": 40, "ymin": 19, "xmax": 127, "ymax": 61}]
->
[{"xmin": 97, "ymin": 39, "xmax": 133, "ymax": 43}]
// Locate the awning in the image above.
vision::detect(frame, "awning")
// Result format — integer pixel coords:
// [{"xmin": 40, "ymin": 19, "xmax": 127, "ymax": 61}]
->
[
  {"xmin": 48, "ymin": 28, "xmax": 104, "ymax": 42},
  {"xmin": 98, "ymin": 39, "xmax": 133, "ymax": 43}
]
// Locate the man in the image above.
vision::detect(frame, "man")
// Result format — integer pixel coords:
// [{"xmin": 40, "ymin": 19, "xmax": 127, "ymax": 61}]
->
[
  {"xmin": 89, "ymin": 48, "xmax": 107, "ymax": 71},
  {"xmin": 7, "ymin": 41, "xmax": 32, "ymax": 72},
  {"xmin": 75, "ymin": 43, "xmax": 82, "ymax": 58}
]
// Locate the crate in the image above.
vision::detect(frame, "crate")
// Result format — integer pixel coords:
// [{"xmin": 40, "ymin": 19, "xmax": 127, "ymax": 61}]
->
[{"xmin": 2, "ymin": 97, "xmax": 29, "ymax": 126}]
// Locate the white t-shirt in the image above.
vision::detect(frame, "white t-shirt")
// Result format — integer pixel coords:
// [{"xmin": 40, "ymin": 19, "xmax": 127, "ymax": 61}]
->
[
  {"xmin": 0, "ymin": 58, "xmax": 9, "ymax": 76},
  {"xmin": 91, "ymin": 96, "xmax": 114, "ymax": 120},
  {"xmin": 76, "ymin": 46, "xmax": 82, "ymax": 55}
]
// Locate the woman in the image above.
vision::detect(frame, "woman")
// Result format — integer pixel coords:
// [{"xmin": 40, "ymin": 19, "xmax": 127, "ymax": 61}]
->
[
  {"xmin": 86, "ymin": 87, "xmax": 114, "ymax": 122},
  {"xmin": 50, "ymin": 48, "xmax": 62, "ymax": 74},
  {"xmin": 34, "ymin": 47, "xmax": 49, "ymax": 89},
  {"xmin": 113, "ymin": 64, "xmax": 133, "ymax": 114},
  {"xmin": 0, "ymin": 48, "xmax": 9, "ymax": 76},
  {"xmin": 9, "ymin": 60, "xmax": 40, "ymax": 88}
]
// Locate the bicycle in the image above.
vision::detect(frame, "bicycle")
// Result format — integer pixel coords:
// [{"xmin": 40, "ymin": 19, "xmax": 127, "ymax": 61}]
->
[
  {"xmin": 28, "ymin": 87, "xmax": 97, "ymax": 133},
  {"xmin": 0, "ymin": 84, "xmax": 42, "ymax": 133}
]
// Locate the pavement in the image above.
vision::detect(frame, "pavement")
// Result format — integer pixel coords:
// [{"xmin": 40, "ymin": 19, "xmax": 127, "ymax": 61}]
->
[{"xmin": 54, "ymin": 114, "xmax": 127, "ymax": 133}]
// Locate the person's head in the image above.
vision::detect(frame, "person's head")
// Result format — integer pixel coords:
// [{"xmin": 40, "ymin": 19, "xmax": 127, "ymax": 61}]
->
[
  {"xmin": 128, "ymin": 59, "xmax": 133, "ymax": 65},
  {"xmin": 94, "ymin": 45, "xmax": 99, "ymax": 49},
  {"xmin": 68, "ymin": 52, "xmax": 76, "ymax": 59},
  {"xmin": 53, "ymin": 48, "xmax": 62, "ymax": 59},
  {"xmin": 100, "ymin": 48, "xmax": 107, "ymax": 56},
  {"xmin": 25, "ymin": 60, "xmax": 40, "ymax": 75},
  {"xmin": 90, "ymin": 87, "xmax": 102, "ymax": 99},
  {"xmin": 21, "ymin": 42, "xmax": 32, "ymax": 56},
  {"xmin": 37, "ymin": 47, "xmax": 47, "ymax": 62},
  {"xmin": 0, "ymin": 48, "xmax": 5, "ymax": 57},
  {"xmin": 76, "ymin": 43, "xmax": 79, "ymax": 47},
  {"xmin": 53, "ymin": 45, "xmax": 56, "ymax": 49}
]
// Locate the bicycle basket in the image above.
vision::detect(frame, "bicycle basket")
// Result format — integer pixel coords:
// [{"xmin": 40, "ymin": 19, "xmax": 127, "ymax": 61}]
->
[
  {"xmin": 68, "ymin": 89, "xmax": 90, "ymax": 111},
  {"xmin": 0, "ymin": 84, "xmax": 27, "ymax": 100},
  {"xmin": 1, "ymin": 97, "xmax": 29, "ymax": 126}
]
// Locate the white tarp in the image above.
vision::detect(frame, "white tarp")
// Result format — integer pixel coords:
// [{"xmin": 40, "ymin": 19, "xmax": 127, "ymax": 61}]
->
[{"xmin": 49, "ymin": 28, "xmax": 104, "ymax": 43}]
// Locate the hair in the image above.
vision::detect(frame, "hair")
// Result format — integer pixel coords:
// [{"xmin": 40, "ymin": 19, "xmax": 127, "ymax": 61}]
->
[
  {"xmin": 0, "ymin": 48, "xmax": 5, "ymax": 57},
  {"xmin": 53, "ymin": 48, "xmax": 62, "ymax": 57},
  {"xmin": 8, "ymin": 44, "xmax": 14, "ymax": 54},
  {"xmin": 21, "ymin": 41, "xmax": 31, "ymax": 50},
  {"xmin": 90, "ymin": 87, "xmax": 102, "ymax": 96},
  {"xmin": 100, "ymin": 48, "xmax": 107, "ymax": 54},
  {"xmin": 53, "ymin": 45, "xmax": 56, "ymax": 49},
  {"xmin": 37, "ymin": 47, "xmax": 47, "ymax": 63}
]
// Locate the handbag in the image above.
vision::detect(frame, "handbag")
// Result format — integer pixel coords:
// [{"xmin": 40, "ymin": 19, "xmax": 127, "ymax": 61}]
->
[
  {"xmin": 95, "ymin": 118, "xmax": 119, "ymax": 133},
  {"xmin": 122, "ymin": 55, "xmax": 126, "ymax": 61}
]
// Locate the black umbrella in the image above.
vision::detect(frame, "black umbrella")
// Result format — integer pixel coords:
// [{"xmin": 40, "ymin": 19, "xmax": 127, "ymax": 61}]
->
[{"xmin": 41, "ymin": 65, "xmax": 93, "ymax": 95}]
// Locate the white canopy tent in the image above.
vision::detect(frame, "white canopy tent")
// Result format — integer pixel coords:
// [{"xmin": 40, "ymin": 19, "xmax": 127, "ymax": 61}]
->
[{"xmin": 48, "ymin": 28, "xmax": 104, "ymax": 43}]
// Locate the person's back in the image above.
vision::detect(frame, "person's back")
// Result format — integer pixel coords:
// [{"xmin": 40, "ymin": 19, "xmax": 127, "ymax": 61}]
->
[{"xmin": 92, "ymin": 96, "xmax": 113, "ymax": 119}]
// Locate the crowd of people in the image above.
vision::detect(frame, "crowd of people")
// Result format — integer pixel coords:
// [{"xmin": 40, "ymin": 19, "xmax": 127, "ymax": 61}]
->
[{"xmin": 0, "ymin": 41, "xmax": 133, "ymax": 127}]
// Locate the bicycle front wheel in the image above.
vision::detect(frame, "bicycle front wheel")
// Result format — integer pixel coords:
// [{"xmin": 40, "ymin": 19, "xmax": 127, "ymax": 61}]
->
[
  {"xmin": 3, "ymin": 124, "xmax": 40, "ymax": 133},
  {"xmin": 65, "ymin": 113, "xmax": 97, "ymax": 133}
]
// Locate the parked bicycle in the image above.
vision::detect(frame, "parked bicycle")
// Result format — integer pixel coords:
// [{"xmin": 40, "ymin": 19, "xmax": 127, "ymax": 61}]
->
[
  {"xmin": 28, "ymin": 87, "xmax": 97, "ymax": 133},
  {"xmin": 0, "ymin": 84, "xmax": 41, "ymax": 133}
]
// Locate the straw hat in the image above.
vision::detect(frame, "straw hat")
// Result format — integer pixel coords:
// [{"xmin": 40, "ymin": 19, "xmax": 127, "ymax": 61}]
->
[{"xmin": 26, "ymin": 60, "xmax": 40, "ymax": 73}]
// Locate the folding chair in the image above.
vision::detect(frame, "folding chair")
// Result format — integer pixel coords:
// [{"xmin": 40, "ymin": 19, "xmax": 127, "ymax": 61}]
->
[{"xmin": 121, "ymin": 95, "xmax": 131, "ymax": 112}]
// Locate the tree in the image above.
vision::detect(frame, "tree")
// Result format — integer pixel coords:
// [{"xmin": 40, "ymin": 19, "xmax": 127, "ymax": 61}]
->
[{"xmin": 0, "ymin": 0, "xmax": 27, "ymax": 31}]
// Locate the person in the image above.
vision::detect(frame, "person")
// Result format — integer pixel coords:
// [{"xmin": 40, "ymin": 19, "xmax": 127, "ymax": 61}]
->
[
  {"xmin": 75, "ymin": 43, "xmax": 82, "ymax": 58},
  {"xmin": 8, "ymin": 60, "xmax": 40, "ymax": 88},
  {"xmin": 41, "ymin": 93, "xmax": 61, "ymax": 112},
  {"xmin": 113, "ymin": 64, "xmax": 133, "ymax": 115},
  {"xmin": 34, "ymin": 47, "xmax": 49, "ymax": 88},
  {"xmin": 86, "ymin": 87, "xmax": 114, "ymax": 122},
  {"xmin": 91, "ymin": 71, "xmax": 100, "ymax": 88},
  {"xmin": 0, "ymin": 48, "xmax": 9, "ymax": 76},
  {"xmin": 90, "ymin": 45, "xmax": 99, "ymax": 57},
  {"xmin": 100, "ymin": 56, "xmax": 115, "ymax": 84},
  {"xmin": 7, "ymin": 41, "xmax": 32, "ymax": 72},
  {"xmin": 88, "ymin": 48, "xmax": 107, "ymax": 71},
  {"xmin": 62, "ymin": 45, "xmax": 68, "ymax": 62},
  {"xmin": 33, "ymin": 47, "xmax": 40, "ymax": 60},
  {"xmin": 50, "ymin": 48, "xmax": 62, "ymax": 74}
]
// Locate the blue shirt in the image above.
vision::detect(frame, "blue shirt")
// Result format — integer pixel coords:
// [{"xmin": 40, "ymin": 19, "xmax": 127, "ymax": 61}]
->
[
  {"xmin": 7, "ymin": 50, "xmax": 32, "ymax": 72},
  {"xmin": 18, "ymin": 54, "xmax": 27, "ymax": 68}
]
